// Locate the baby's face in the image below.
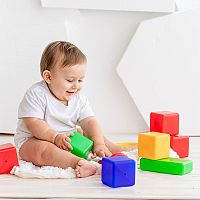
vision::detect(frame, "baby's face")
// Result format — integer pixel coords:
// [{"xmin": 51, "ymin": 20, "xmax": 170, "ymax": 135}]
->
[{"xmin": 48, "ymin": 62, "xmax": 87, "ymax": 104}]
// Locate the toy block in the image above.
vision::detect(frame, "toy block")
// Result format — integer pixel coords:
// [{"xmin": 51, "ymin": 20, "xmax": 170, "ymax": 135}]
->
[
  {"xmin": 102, "ymin": 156, "xmax": 136, "ymax": 188},
  {"xmin": 138, "ymin": 132, "xmax": 170, "ymax": 160},
  {"xmin": 140, "ymin": 157, "xmax": 193, "ymax": 175},
  {"xmin": 116, "ymin": 142, "xmax": 138, "ymax": 148},
  {"xmin": 69, "ymin": 131, "xmax": 93, "ymax": 159},
  {"xmin": 98, "ymin": 152, "xmax": 128, "ymax": 164},
  {"xmin": 170, "ymin": 135, "xmax": 189, "ymax": 158},
  {"xmin": 150, "ymin": 111, "xmax": 179, "ymax": 136},
  {"xmin": 0, "ymin": 143, "xmax": 19, "ymax": 174},
  {"xmin": 111, "ymin": 152, "xmax": 128, "ymax": 157}
]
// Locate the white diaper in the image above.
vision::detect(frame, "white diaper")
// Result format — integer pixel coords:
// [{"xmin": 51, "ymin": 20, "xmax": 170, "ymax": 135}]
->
[{"xmin": 14, "ymin": 135, "xmax": 32, "ymax": 154}]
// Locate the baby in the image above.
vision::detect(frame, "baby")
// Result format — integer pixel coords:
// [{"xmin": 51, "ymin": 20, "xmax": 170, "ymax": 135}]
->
[{"xmin": 14, "ymin": 41, "xmax": 125, "ymax": 178}]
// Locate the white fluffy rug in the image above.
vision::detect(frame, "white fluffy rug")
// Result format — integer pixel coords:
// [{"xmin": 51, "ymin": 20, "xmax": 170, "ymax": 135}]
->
[{"xmin": 10, "ymin": 160, "xmax": 101, "ymax": 179}]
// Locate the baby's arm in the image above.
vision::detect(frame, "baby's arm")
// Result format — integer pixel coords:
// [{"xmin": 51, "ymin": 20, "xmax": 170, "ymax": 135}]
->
[
  {"xmin": 23, "ymin": 117, "xmax": 73, "ymax": 150},
  {"xmin": 79, "ymin": 116, "xmax": 112, "ymax": 157}
]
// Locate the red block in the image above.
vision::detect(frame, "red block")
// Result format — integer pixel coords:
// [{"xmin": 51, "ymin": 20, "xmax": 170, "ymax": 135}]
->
[
  {"xmin": 150, "ymin": 111, "xmax": 179, "ymax": 136},
  {"xmin": 0, "ymin": 143, "xmax": 19, "ymax": 174},
  {"xmin": 111, "ymin": 152, "xmax": 128, "ymax": 157},
  {"xmin": 170, "ymin": 135, "xmax": 189, "ymax": 158},
  {"xmin": 98, "ymin": 152, "xmax": 128, "ymax": 164}
]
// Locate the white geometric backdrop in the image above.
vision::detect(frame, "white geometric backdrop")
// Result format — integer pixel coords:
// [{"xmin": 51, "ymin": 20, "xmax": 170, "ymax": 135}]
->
[{"xmin": 117, "ymin": 8, "xmax": 200, "ymax": 136}]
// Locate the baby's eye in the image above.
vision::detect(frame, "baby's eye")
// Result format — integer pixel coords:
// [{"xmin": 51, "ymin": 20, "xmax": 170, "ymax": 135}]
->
[
  {"xmin": 67, "ymin": 80, "xmax": 73, "ymax": 82},
  {"xmin": 79, "ymin": 79, "xmax": 84, "ymax": 82}
]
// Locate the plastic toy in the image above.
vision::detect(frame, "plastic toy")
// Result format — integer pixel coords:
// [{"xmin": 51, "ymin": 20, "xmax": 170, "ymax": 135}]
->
[
  {"xmin": 138, "ymin": 132, "xmax": 170, "ymax": 160},
  {"xmin": 116, "ymin": 142, "xmax": 137, "ymax": 148},
  {"xmin": 140, "ymin": 157, "xmax": 193, "ymax": 175},
  {"xmin": 0, "ymin": 143, "xmax": 19, "ymax": 174},
  {"xmin": 138, "ymin": 111, "xmax": 192, "ymax": 176},
  {"xmin": 111, "ymin": 152, "xmax": 127, "ymax": 157},
  {"xmin": 170, "ymin": 135, "xmax": 189, "ymax": 158},
  {"xmin": 150, "ymin": 111, "xmax": 179, "ymax": 136},
  {"xmin": 102, "ymin": 156, "xmax": 136, "ymax": 188},
  {"xmin": 97, "ymin": 152, "xmax": 128, "ymax": 164},
  {"xmin": 69, "ymin": 131, "xmax": 93, "ymax": 159}
]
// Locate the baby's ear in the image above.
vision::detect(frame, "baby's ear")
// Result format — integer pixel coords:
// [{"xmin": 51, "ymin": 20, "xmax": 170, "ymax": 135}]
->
[{"xmin": 42, "ymin": 70, "xmax": 51, "ymax": 84}]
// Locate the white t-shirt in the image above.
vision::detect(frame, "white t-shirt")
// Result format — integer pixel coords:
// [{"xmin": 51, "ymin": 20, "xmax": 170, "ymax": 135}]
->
[{"xmin": 14, "ymin": 81, "xmax": 94, "ymax": 150}]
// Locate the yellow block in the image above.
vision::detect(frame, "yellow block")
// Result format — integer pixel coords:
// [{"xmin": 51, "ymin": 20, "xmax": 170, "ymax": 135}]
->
[
  {"xmin": 138, "ymin": 132, "xmax": 170, "ymax": 160},
  {"xmin": 116, "ymin": 142, "xmax": 138, "ymax": 148}
]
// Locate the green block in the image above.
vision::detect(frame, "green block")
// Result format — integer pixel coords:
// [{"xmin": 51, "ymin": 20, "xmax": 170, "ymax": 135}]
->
[
  {"xmin": 69, "ymin": 131, "xmax": 94, "ymax": 159},
  {"xmin": 140, "ymin": 157, "xmax": 193, "ymax": 175}
]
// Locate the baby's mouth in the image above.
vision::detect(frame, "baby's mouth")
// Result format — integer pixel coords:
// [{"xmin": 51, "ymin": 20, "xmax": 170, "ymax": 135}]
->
[{"xmin": 66, "ymin": 91, "xmax": 76, "ymax": 95}]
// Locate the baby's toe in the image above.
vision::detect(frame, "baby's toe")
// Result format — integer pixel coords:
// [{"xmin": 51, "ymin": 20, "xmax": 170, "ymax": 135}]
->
[
  {"xmin": 75, "ymin": 168, "xmax": 78, "ymax": 172},
  {"xmin": 76, "ymin": 171, "xmax": 81, "ymax": 177},
  {"xmin": 75, "ymin": 165, "xmax": 80, "ymax": 171}
]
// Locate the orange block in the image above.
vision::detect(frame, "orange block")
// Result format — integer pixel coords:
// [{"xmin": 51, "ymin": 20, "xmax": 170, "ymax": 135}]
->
[{"xmin": 138, "ymin": 132, "xmax": 170, "ymax": 160}]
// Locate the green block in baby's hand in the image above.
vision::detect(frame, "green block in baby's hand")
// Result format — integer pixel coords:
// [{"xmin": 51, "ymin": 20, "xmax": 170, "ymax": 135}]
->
[{"xmin": 69, "ymin": 131, "xmax": 94, "ymax": 159}]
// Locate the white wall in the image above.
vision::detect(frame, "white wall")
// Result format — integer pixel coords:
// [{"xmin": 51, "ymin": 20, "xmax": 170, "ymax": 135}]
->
[
  {"xmin": 0, "ymin": 0, "xmax": 166, "ymax": 134},
  {"xmin": 117, "ymin": 8, "xmax": 200, "ymax": 136}
]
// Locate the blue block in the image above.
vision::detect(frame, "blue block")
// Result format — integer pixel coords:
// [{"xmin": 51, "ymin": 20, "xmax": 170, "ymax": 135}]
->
[{"xmin": 102, "ymin": 156, "xmax": 136, "ymax": 188}]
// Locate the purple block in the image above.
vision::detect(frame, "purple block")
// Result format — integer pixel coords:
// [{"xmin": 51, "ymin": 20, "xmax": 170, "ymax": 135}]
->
[{"xmin": 102, "ymin": 156, "xmax": 136, "ymax": 188}]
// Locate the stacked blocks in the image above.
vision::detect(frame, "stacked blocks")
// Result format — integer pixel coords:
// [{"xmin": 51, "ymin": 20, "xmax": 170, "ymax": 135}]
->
[
  {"xmin": 138, "ymin": 132, "xmax": 170, "ymax": 160},
  {"xmin": 140, "ymin": 111, "xmax": 192, "ymax": 175},
  {"xmin": 69, "ymin": 131, "xmax": 94, "ymax": 159},
  {"xmin": 102, "ymin": 156, "xmax": 136, "ymax": 188},
  {"xmin": 150, "ymin": 111, "xmax": 189, "ymax": 158},
  {"xmin": 0, "ymin": 143, "xmax": 19, "ymax": 174}
]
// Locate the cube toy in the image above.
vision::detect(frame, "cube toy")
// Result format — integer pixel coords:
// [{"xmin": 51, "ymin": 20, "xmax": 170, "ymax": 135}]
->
[
  {"xmin": 98, "ymin": 152, "xmax": 128, "ymax": 164},
  {"xmin": 140, "ymin": 157, "xmax": 193, "ymax": 175},
  {"xmin": 111, "ymin": 152, "xmax": 128, "ymax": 157},
  {"xmin": 138, "ymin": 132, "xmax": 170, "ymax": 160},
  {"xmin": 170, "ymin": 135, "xmax": 189, "ymax": 158},
  {"xmin": 69, "ymin": 131, "xmax": 93, "ymax": 159},
  {"xmin": 0, "ymin": 143, "xmax": 19, "ymax": 174},
  {"xmin": 102, "ymin": 156, "xmax": 136, "ymax": 188},
  {"xmin": 150, "ymin": 111, "xmax": 179, "ymax": 136}
]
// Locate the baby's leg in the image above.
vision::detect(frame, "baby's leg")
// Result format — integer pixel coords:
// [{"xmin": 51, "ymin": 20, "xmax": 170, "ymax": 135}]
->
[
  {"xmin": 19, "ymin": 137, "xmax": 80, "ymax": 168},
  {"xmin": 103, "ymin": 136, "xmax": 137, "ymax": 153},
  {"xmin": 19, "ymin": 137, "xmax": 97, "ymax": 177}
]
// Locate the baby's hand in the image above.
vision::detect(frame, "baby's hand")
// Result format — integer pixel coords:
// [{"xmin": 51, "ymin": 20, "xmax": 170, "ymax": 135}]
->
[
  {"xmin": 54, "ymin": 133, "xmax": 73, "ymax": 151},
  {"xmin": 93, "ymin": 144, "xmax": 112, "ymax": 158},
  {"xmin": 76, "ymin": 127, "xmax": 85, "ymax": 136}
]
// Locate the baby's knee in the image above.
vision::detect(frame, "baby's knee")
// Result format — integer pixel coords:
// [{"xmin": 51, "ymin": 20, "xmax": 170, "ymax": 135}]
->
[{"xmin": 35, "ymin": 142, "xmax": 54, "ymax": 165}]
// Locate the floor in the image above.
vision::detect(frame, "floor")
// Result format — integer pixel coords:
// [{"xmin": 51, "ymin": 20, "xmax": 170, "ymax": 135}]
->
[{"xmin": 0, "ymin": 133, "xmax": 199, "ymax": 199}]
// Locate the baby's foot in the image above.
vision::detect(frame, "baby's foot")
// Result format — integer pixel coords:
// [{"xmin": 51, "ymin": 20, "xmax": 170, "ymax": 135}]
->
[{"xmin": 75, "ymin": 159, "xmax": 97, "ymax": 178}]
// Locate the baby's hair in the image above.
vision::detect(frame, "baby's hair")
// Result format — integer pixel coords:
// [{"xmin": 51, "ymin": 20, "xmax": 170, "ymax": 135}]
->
[{"xmin": 40, "ymin": 41, "xmax": 87, "ymax": 76}]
